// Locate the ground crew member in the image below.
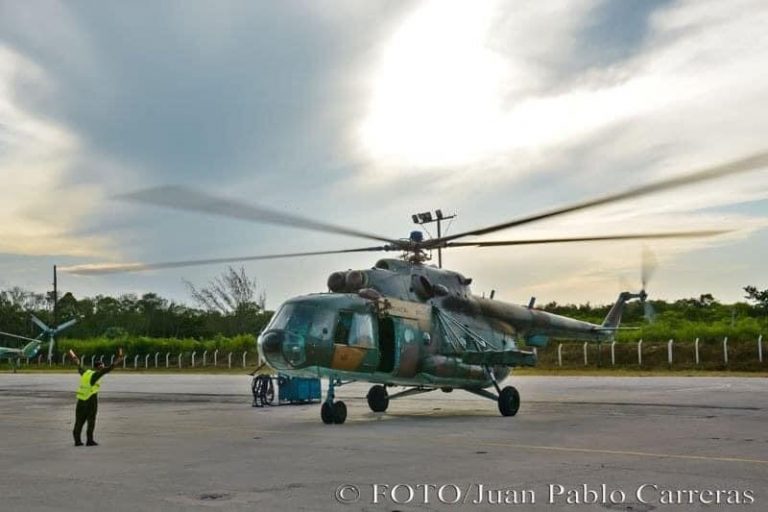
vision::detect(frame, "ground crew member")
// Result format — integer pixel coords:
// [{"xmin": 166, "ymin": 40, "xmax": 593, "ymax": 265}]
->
[{"xmin": 69, "ymin": 348, "xmax": 123, "ymax": 446}]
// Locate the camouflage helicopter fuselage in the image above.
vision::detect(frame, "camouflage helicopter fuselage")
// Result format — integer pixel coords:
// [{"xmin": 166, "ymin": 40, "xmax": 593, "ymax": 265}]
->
[{"xmin": 258, "ymin": 258, "xmax": 628, "ymax": 390}]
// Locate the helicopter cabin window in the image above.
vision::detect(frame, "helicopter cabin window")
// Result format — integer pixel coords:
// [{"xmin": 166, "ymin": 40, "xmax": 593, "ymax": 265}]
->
[{"xmin": 334, "ymin": 312, "xmax": 374, "ymax": 348}]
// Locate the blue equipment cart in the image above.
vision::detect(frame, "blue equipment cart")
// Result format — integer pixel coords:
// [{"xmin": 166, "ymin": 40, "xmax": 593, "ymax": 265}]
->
[{"xmin": 277, "ymin": 374, "xmax": 321, "ymax": 404}]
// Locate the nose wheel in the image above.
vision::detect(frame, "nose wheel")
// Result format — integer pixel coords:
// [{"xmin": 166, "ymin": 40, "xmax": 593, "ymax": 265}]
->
[
  {"xmin": 321, "ymin": 401, "xmax": 347, "ymax": 424},
  {"xmin": 321, "ymin": 377, "xmax": 348, "ymax": 424}
]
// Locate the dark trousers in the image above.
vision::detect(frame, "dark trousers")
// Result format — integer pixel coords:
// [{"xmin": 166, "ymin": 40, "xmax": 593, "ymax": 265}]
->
[{"xmin": 73, "ymin": 397, "xmax": 98, "ymax": 443}]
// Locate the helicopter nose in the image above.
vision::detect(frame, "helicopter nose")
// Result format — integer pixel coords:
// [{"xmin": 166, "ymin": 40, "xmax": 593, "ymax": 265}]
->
[
  {"xmin": 260, "ymin": 329, "xmax": 308, "ymax": 369},
  {"xmin": 260, "ymin": 330, "xmax": 289, "ymax": 369}
]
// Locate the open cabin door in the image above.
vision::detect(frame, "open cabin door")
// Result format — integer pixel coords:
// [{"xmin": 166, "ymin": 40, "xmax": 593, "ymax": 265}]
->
[
  {"xmin": 377, "ymin": 317, "xmax": 395, "ymax": 373},
  {"xmin": 373, "ymin": 298, "xmax": 432, "ymax": 378}
]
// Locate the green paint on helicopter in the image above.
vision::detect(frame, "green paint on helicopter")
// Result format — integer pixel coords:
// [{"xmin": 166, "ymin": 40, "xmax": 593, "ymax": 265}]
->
[{"xmin": 258, "ymin": 258, "xmax": 641, "ymax": 423}]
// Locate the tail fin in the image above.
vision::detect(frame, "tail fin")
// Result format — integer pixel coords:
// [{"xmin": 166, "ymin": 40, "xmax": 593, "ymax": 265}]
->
[
  {"xmin": 602, "ymin": 291, "xmax": 646, "ymax": 329},
  {"xmin": 21, "ymin": 341, "xmax": 41, "ymax": 359}
]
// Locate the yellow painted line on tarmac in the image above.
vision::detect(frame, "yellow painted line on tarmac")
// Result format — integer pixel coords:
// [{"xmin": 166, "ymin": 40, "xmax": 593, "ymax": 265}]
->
[{"xmin": 470, "ymin": 440, "xmax": 768, "ymax": 465}]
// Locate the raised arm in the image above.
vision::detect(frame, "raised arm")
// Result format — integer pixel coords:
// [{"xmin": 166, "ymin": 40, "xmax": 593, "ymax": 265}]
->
[
  {"xmin": 68, "ymin": 349, "xmax": 84, "ymax": 375},
  {"xmin": 91, "ymin": 348, "xmax": 124, "ymax": 384}
]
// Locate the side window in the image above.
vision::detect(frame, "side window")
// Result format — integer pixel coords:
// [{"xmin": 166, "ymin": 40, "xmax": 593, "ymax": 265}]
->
[
  {"xmin": 334, "ymin": 311, "xmax": 353, "ymax": 345},
  {"xmin": 349, "ymin": 313, "xmax": 374, "ymax": 348}
]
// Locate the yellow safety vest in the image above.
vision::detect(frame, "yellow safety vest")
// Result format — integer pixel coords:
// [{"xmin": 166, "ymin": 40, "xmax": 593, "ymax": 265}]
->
[{"xmin": 76, "ymin": 370, "xmax": 101, "ymax": 400}]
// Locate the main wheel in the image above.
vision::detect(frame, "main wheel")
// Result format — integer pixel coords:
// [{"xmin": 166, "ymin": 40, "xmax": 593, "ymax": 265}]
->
[
  {"xmin": 366, "ymin": 385, "xmax": 389, "ymax": 412},
  {"xmin": 321, "ymin": 402, "xmax": 334, "ymax": 424},
  {"xmin": 498, "ymin": 386, "xmax": 520, "ymax": 417},
  {"xmin": 251, "ymin": 377, "xmax": 261, "ymax": 407},
  {"xmin": 333, "ymin": 401, "xmax": 347, "ymax": 424},
  {"xmin": 263, "ymin": 380, "xmax": 275, "ymax": 405}
]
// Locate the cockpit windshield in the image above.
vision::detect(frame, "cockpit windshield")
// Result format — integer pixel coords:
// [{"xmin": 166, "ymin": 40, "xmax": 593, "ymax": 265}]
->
[{"xmin": 267, "ymin": 303, "xmax": 335, "ymax": 340}]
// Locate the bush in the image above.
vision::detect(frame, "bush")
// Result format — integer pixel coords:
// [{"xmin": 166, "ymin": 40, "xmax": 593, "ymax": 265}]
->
[{"xmin": 59, "ymin": 334, "xmax": 259, "ymax": 358}]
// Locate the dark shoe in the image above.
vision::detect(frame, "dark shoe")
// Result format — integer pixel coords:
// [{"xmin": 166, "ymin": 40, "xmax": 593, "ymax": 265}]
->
[
  {"xmin": 86, "ymin": 440, "xmax": 98, "ymax": 446},
  {"xmin": 74, "ymin": 441, "xmax": 84, "ymax": 447}
]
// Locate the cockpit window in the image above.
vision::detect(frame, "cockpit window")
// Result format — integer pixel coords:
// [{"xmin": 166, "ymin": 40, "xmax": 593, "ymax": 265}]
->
[{"xmin": 266, "ymin": 303, "xmax": 335, "ymax": 339}]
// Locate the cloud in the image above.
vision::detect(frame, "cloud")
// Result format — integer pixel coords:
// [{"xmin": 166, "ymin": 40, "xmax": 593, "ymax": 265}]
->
[
  {"xmin": 0, "ymin": 45, "xmax": 111, "ymax": 257},
  {"xmin": 356, "ymin": 0, "xmax": 768, "ymax": 179},
  {"xmin": 0, "ymin": 0, "xmax": 765, "ymax": 305}
]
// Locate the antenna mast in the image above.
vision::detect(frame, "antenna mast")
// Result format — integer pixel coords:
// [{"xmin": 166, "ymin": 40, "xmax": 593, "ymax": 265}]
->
[{"xmin": 411, "ymin": 210, "xmax": 456, "ymax": 268}]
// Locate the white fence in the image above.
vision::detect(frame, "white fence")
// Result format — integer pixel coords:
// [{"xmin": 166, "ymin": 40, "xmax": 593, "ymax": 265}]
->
[
  {"xmin": 25, "ymin": 351, "xmax": 261, "ymax": 369},
  {"xmin": 553, "ymin": 336, "xmax": 764, "ymax": 368}
]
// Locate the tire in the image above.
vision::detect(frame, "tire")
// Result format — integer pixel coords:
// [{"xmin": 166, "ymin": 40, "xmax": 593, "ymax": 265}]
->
[
  {"xmin": 321, "ymin": 402, "xmax": 334, "ymax": 424},
  {"xmin": 333, "ymin": 401, "xmax": 347, "ymax": 424},
  {"xmin": 251, "ymin": 377, "xmax": 261, "ymax": 407},
  {"xmin": 498, "ymin": 386, "xmax": 520, "ymax": 417},
  {"xmin": 264, "ymin": 380, "xmax": 275, "ymax": 405},
  {"xmin": 366, "ymin": 385, "xmax": 389, "ymax": 412}
]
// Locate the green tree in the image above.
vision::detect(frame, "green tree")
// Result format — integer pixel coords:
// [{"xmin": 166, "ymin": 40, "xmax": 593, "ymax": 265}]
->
[{"xmin": 744, "ymin": 286, "xmax": 768, "ymax": 311}]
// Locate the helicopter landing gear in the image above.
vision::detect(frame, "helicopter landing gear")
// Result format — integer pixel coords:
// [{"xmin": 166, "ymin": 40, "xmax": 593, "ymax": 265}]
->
[
  {"xmin": 366, "ymin": 385, "xmax": 389, "ymax": 412},
  {"xmin": 465, "ymin": 386, "xmax": 521, "ymax": 417},
  {"xmin": 486, "ymin": 365, "xmax": 520, "ymax": 417},
  {"xmin": 465, "ymin": 365, "xmax": 521, "ymax": 417},
  {"xmin": 497, "ymin": 386, "xmax": 520, "ymax": 417},
  {"xmin": 321, "ymin": 401, "xmax": 347, "ymax": 424},
  {"xmin": 321, "ymin": 377, "xmax": 348, "ymax": 424}
]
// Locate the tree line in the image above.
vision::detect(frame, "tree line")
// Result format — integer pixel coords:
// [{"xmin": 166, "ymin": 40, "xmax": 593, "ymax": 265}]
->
[
  {"xmin": 0, "ymin": 267, "xmax": 273, "ymax": 341},
  {"xmin": 540, "ymin": 289, "xmax": 767, "ymax": 342},
  {"xmin": 1, "ymin": 266, "xmax": 766, "ymax": 345}
]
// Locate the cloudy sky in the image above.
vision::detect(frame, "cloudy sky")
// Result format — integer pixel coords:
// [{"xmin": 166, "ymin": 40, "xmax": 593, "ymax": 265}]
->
[{"xmin": 1, "ymin": 0, "xmax": 767, "ymax": 309}]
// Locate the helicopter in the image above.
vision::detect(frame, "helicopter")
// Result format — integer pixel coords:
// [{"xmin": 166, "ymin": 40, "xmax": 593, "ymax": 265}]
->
[
  {"xmin": 63, "ymin": 151, "xmax": 768, "ymax": 423},
  {"xmin": 0, "ymin": 315, "xmax": 76, "ymax": 372},
  {"xmin": 0, "ymin": 332, "xmax": 45, "ymax": 372}
]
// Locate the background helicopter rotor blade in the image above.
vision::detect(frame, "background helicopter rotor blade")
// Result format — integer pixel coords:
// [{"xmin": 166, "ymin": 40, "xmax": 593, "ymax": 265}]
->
[
  {"xmin": 0, "ymin": 331, "xmax": 42, "ymax": 344},
  {"xmin": 30, "ymin": 315, "xmax": 50, "ymax": 333},
  {"xmin": 53, "ymin": 318, "xmax": 78, "ymax": 334},
  {"xmin": 429, "ymin": 151, "xmax": 768, "ymax": 246},
  {"xmin": 444, "ymin": 229, "xmax": 729, "ymax": 248},
  {"xmin": 118, "ymin": 185, "xmax": 404, "ymax": 246},
  {"xmin": 61, "ymin": 245, "xmax": 394, "ymax": 275}
]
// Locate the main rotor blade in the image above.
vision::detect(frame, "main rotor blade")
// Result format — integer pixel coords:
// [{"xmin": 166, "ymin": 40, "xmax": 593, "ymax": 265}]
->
[
  {"xmin": 61, "ymin": 245, "xmax": 394, "ymax": 275},
  {"xmin": 445, "ymin": 230, "xmax": 729, "ymax": 248},
  {"xmin": 431, "ymin": 151, "xmax": 768, "ymax": 245},
  {"xmin": 118, "ymin": 186, "xmax": 403, "ymax": 246}
]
